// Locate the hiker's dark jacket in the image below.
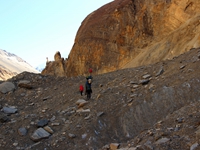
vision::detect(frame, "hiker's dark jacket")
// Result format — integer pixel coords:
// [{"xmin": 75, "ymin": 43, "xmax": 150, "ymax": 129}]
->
[{"xmin": 85, "ymin": 81, "xmax": 92, "ymax": 92}]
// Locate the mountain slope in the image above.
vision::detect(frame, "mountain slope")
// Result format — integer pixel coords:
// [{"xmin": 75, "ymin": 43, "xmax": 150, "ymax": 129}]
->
[
  {"xmin": 0, "ymin": 49, "xmax": 39, "ymax": 80},
  {"xmin": 0, "ymin": 47, "xmax": 200, "ymax": 149}
]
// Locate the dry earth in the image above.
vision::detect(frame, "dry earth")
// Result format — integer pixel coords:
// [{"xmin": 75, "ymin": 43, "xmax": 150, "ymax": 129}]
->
[{"xmin": 0, "ymin": 48, "xmax": 200, "ymax": 150}]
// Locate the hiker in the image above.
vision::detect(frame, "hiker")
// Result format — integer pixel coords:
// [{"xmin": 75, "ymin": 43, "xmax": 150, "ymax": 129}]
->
[
  {"xmin": 85, "ymin": 78, "xmax": 92, "ymax": 100},
  {"xmin": 79, "ymin": 85, "xmax": 84, "ymax": 96}
]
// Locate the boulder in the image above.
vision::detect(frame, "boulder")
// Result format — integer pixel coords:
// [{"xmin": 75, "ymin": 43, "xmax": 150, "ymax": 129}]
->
[
  {"xmin": 0, "ymin": 82, "xmax": 15, "ymax": 94},
  {"xmin": 30, "ymin": 128, "xmax": 51, "ymax": 142}
]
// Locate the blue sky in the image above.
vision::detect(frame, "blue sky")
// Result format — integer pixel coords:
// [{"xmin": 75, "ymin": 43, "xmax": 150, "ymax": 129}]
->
[{"xmin": 0, "ymin": 0, "xmax": 113, "ymax": 68}]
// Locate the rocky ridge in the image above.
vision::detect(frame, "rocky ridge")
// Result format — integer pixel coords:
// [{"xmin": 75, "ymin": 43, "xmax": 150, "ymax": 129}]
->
[{"xmin": 0, "ymin": 47, "xmax": 200, "ymax": 149}]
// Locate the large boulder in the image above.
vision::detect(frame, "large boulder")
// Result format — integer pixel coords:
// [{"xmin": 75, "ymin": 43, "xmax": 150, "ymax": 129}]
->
[
  {"xmin": 42, "ymin": 0, "xmax": 200, "ymax": 77},
  {"xmin": 65, "ymin": 0, "xmax": 200, "ymax": 77},
  {"xmin": 0, "ymin": 82, "xmax": 15, "ymax": 94}
]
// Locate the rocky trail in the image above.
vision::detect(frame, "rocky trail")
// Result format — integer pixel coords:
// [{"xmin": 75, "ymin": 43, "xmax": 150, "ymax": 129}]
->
[{"xmin": 0, "ymin": 48, "xmax": 200, "ymax": 150}]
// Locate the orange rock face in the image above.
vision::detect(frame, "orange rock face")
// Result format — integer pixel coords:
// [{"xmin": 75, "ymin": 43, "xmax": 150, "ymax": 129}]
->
[{"xmin": 43, "ymin": 0, "xmax": 200, "ymax": 77}]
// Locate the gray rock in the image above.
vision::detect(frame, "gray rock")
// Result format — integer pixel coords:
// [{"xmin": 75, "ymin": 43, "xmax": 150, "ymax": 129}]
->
[
  {"xmin": 97, "ymin": 112, "xmax": 104, "ymax": 117},
  {"xmin": 17, "ymin": 80, "xmax": 32, "ymax": 89},
  {"xmin": 139, "ymin": 79, "xmax": 150, "ymax": 85},
  {"xmin": 132, "ymin": 84, "xmax": 139, "ymax": 88},
  {"xmin": 76, "ymin": 99, "xmax": 88, "ymax": 108},
  {"xmin": 142, "ymin": 74, "xmax": 152, "ymax": 79},
  {"xmin": 51, "ymin": 122, "xmax": 60, "ymax": 126},
  {"xmin": 130, "ymin": 81, "xmax": 138, "ymax": 84},
  {"xmin": 18, "ymin": 127, "xmax": 27, "ymax": 136},
  {"xmin": 37, "ymin": 119, "xmax": 49, "ymax": 127},
  {"xmin": 68, "ymin": 133, "xmax": 76, "ymax": 138},
  {"xmin": 30, "ymin": 128, "xmax": 51, "ymax": 142},
  {"xmin": 3, "ymin": 107, "xmax": 17, "ymax": 114},
  {"xmin": 0, "ymin": 82, "xmax": 15, "ymax": 94},
  {"xmin": 190, "ymin": 143, "xmax": 199, "ymax": 150},
  {"xmin": 156, "ymin": 67, "xmax": 164, "ymax": 76},
  {"xmin": 155, "ymin": 138, "xmax": 170, "ymax": 145},
  {"xmin": 180, "ymin": 65, "xmax": 186, "ymax": 69}
]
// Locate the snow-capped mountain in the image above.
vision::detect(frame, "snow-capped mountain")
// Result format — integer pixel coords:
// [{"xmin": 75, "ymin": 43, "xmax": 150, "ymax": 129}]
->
[{"xmin": 0, "ymin": 49, "xmax": 39, "ymax": 80}]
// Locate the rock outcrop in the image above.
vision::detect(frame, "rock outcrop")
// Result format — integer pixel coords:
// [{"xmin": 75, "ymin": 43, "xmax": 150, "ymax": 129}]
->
[
  {"xmin": 41, "ymin": 51, "xmax": 67, "ymax": 77},
  {"xmin": 64, "ymin": 0, "xmax": 200, "ymax": 77}
]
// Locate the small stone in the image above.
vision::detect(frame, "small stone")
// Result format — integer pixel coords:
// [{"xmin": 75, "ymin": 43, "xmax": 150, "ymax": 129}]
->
[
  {"xmin": 156, "ymin": 67, "xmax": 164, "ymax": 76},
  {"xmin": 180, "ymin": 65, "xmax": 186, "ymax": 69},
  {"xmin": 110, "ymin": 143, "xmax": 120, "ymax": 150},
  {"xmin": 13, "ymin": 142, "xmax": 18, "ymax": 146},
  {"xmin": 82, "ymin": 133, "xmax": 87, "ymax": 139},
  {"xmin": 37, "ymin": 119, "xmax": 49, "ymax": 127},
  {"xmin": 190, "ymin": 143, "xmax": 199, "ymax": 150},
  {"xmin": 76, "ymin": 99, "xmax": 88, "ymax": 108},
  {"xmin": 50, "ymin": 116, "xmax": 56, "ymax": 122},
  {"xmin": 132, "ymin": 84, "xmax": 139, "ymax": 88},
  {"xmin": 130, "ymin": 81, "xmax": 138, "ymax": 84},
  {"xmin": 51, "ymin": 122, "xmax": 60, "ymax": 126},
  {"xmin": 97, "ymin": 94, "xmax": 101, "ymax": 99},
  {"xmin": 68, "ymin": 133, "xmax": 76, "ymax": 138},
  {"xmin": 142, "ymin": 74, "xmax": 151, "ymax": 79},
  {"xmin": 84, "ymin": 114, "xmax": 91, "ymax": 120},
  {"xmin": 155, "ymin": 138, "xmax": 170, "ymax": 145},
  {"xmin": 3, "ymin": 107, "xmax": 18, "ymax": 114},
  {"xmin": 43, "ymin": 126, "xmax": 54, "ymax": 134},
  {"xmin": 18, "ymin": 127, "xmax": 27, "ymax": 136},
  {"xmin": 76, "ymin": 108, "xmax": 90, "ymax": 113},
  {"xmin": 97, "ymin": 112, "xmax": 104, "ymax": 117},
  {"xmin": 139, "ymin": 79, "xmax": 150, "ymax": 85}
]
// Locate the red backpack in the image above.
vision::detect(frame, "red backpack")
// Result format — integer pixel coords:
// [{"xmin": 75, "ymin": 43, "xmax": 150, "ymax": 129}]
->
[{"xmin": 79, "ymin": 85, "xmax": 84, "ymax": 91}]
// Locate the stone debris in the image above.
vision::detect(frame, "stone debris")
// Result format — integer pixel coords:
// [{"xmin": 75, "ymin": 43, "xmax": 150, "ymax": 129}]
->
[{"xmin": 0, "ymin": 48, "xmax": 200, "ymax": 150}]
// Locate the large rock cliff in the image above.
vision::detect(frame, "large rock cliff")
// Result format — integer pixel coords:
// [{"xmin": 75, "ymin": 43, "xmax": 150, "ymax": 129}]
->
[{"xmin": 42, "ymin": 0, "xmax": 200, "ymax": 77}]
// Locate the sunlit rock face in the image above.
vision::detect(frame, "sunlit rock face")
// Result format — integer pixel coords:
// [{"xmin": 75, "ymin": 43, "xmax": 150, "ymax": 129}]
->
[
  {"xmin": 42, "ymin": 0, "xmax": 200, "ymax": 77},
  {"xmin": 65, "ymin": 0, "xmax": 200, "ymax": 77}
]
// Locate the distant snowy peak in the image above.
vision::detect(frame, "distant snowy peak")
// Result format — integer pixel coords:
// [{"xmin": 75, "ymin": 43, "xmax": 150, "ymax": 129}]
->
[{"xmin": 0, "ymin": 49, "xmax": 39, "ymax": 80}]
